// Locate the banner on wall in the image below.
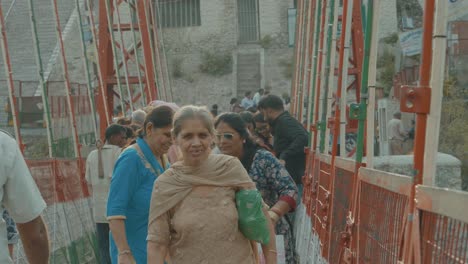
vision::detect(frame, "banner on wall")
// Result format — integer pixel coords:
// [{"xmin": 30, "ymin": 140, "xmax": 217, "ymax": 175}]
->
[
  {"xmin": 417, "ymin": 0, "xmax": 468, "ymax": 21},
  {"xmin": 399, "ymin": 28, "xmax": 423, "ymax": 56}
]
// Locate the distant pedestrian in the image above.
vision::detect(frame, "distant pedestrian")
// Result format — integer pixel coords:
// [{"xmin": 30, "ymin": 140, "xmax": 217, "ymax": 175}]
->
[
  {"xmin": 253, "ymin": 88, "xmax": 264, "ymax": 106},
  {"xmin": 210, "ymin": 104, "xmax": 219, "ymax": 117},
  {"xmin": 240, "ymin": 91, "xmax": 254, "ymax": 109},
  {"xmin": 85, "ymin": 124, "xmax": 126, "ymax": 264},
  {"xmin": 387, "ymin": 112, "xmax": 408, "ymax": 155},
  {"xmin": 107, "ymin": 106, "xmax": 174, "ymax": 264},
  {"xmin": 229, "ymin": 98, "xmax": 244, "ymax": 113},
  {"xmin": 131, "ymin": 109, "xmax": 147, "ymax": 129}
]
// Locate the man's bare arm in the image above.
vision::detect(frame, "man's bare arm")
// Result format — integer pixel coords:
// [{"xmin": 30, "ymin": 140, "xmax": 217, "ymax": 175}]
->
[{"xmin": 16, "ymin": 215, "xmax": 50, "ymax": 264}]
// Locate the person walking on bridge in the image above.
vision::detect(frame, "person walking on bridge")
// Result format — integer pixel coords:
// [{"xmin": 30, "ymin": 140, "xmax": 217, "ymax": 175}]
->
[
  {"xmin": 387, "ymin": 112, "xmax": 408, "ymax": 155},
  {"xmin": 258, "ymin": 95, "xmax": 308, "ymax": 190},
  {"xmin": 215, "ymin": 113, "xmax": 299, "ymax": 263},
  {"xmin": 0, "ymin": 131, "xmax": 50, "ymax": 264},
  {"xmin": 107, "ymin": 106, "xmax": 174, "ymax": 264},
  {"xmin": 85, "ymin": 124, "xmax": 127, "ymax": 264}
]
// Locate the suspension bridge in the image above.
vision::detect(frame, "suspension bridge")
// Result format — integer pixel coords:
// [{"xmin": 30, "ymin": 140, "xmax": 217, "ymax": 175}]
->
[{"xmin": 0, "ymin": 0, "xmax": 466, "ymax": 263}]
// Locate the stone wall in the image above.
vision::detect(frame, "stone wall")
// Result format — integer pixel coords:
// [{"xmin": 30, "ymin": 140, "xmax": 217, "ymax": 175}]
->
[
  {"xmin": 161, "ymin": 0, "xmax": 238, "ymax": 54},
  {"xmin": 258, "ymin": 0, "xmax": 295, "ymax": 97},
  {"xmin": 258, "ymin": 0, "xmax": 294, "ymax": 48},
  {"xmin": 263, "ymin": 48, "xmax": 294, "ymax": 96},
  {"xmin": 162, "ymin": 0, "xmax": 294, "ymax": 110}
]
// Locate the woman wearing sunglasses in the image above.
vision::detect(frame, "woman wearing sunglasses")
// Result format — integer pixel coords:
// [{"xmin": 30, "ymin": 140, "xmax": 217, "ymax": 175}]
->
[
  {"xmin": 147, "ymin": 106, "xmax": 277, "ymax": 264},
  {"xmin": 215, "ymin": 113, "xmax": 299, "ymax": 263}
]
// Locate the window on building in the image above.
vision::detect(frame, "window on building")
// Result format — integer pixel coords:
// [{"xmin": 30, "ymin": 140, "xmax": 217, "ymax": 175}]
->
[{"xmin": 157, "ymin": 0, "xmax": 201, "ymax": 28}]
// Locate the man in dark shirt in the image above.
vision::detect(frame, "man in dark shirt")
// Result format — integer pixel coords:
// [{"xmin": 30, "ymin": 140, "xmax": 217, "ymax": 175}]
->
[{"xmin": 258, "ymin": 95, "xmax": 308, "ymax": 185}]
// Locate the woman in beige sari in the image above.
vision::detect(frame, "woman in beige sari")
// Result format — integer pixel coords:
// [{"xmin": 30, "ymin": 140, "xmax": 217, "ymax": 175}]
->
[{"xmin": 147, "ymin": 106, "xmax": 277, "ymax": 264}]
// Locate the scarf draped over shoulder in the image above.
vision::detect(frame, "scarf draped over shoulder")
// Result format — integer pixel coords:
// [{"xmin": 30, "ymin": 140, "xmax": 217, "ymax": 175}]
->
[{"xmin": 148, "ymin": 154, "xmax": 255, "ymax": 222}]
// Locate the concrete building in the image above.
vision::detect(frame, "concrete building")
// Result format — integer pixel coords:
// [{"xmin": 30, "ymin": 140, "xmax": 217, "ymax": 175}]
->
[{"xmin": 158, "ymin": 0, "xmax": 296, "ymax": 111}]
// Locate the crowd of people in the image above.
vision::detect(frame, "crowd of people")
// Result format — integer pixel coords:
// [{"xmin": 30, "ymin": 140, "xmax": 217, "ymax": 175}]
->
[{"xmin": 0, "ymin": 93, "xmax": 309, "ymax": 264}]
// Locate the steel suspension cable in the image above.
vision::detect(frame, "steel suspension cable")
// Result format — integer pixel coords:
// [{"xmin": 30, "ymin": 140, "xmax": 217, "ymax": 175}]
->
[
  {"xmin": 322, "ymin": 0, "xmax": 340, "ymax": 154},
  {"xmin": 134, "ymin": 0, "xmax": 155, "ymax": 104},
  {"xmin": 148, "ymin": 0, "xmax": 169, "ymax": 101},
  {"xmin": 50, "ymin": 0, "xmax": 82, "ymax": 159},
  {"xmin": 290, "ymin": 0, "xmax": 305, "ymax": 117},
  {"xmin": 74, "ymin": 0, "xmax": 98, "ymax": 140},
  {"xmin": 326, "ymin": 2, "xmax": 355, "ymax": 254},
  {"xmin": 364, "ymin": 0, "xmax": 380, "ymax": 169},
  {"xmin": 316, "ymin": 0, "xmax": 332, "ymax": 153},
  {"xmin": 338, "ymin": 0, "xmax": 355, "ymax": 157},
  {"xmin": 346, "ymin": 0, "xmax": 379, "ymax": 261},
  {"xmin": 27, "ymin": 0, "xmax": 55, "ymax": 157},
  {"xmin": 311, "ymin": 0, "xmax": 327, "ymax": 152},
  {"xmin": 153, "ymin": 0, "xmax": 173, "ymax": 102},
  {"xmin": 85, "ymin": 0, "xmax": 111, "ymax": 127},
  {"xmin": 104, "ymin": 0, "xmax": 127, "ymax": 116},
  {"xmin": 141, "ymin": 0, "xmax": 162, "ymax": 100},
  {"xmin": 297, "ymin": 0, "xmax": 312, "ymax": 122},
  {"xmin": 304, "ymin": 0, "xmax": 318, "ymax": 137},
  {"xmin": 0, "ymin": 4, "xmax": 23, "ymax": 150},
  {"xmin": 127, "ymin": 0, "xmax": 146, "ymax": 106},
  {"xmin": 307, "ymin": 0, "xmax": 322, "ymax": 150},
  {"xmin": 113, "ymin": 0, "xmax": 134, "ymax": 111}
]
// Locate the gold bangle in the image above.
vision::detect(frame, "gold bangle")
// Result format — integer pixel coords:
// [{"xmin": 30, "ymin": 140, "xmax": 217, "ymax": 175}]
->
[
  {"xmin": 268, "ymin": 249, "xmax": 277, "ymax": 254},
  {"xmin": 268, "ymin": 210, "xmax": 280, "ymax": 222},
  {"xmin": 270, "ymin": 207, "xmax": 282, "ymax": 218},
  {"xmin": 118, "ymin": 250, "xmax": 131, "ymax": 256}
]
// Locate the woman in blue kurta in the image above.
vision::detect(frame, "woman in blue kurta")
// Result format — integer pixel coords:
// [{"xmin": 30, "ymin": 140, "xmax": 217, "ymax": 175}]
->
[
  {"xmin": 107, "ymin": 106, "xmax": 174, "ymax": 264},
  {"xmin": 215, "ymin": 113, "xmax": 299, "ymax": 263}
]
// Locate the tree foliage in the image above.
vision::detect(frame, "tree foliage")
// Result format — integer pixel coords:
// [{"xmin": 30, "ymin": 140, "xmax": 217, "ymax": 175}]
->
[{"xmin": 438, "ymin": 76, "xmax": 468, "ymax": 190}]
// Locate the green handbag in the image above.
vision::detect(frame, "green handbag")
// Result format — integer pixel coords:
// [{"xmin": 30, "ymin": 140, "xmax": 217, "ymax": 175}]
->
[{"xmin": 235, "ymin": 189, "xmax": 270, "ymax": 244}]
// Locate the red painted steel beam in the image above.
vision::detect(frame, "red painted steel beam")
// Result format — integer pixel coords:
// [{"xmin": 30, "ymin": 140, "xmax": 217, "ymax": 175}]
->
[
  {"xmin": 351, "ymin": 0, "xmax": 364, "ymax": 102},
  {"xmin": 402, "ymin": 0, "xmax": 436, "ymax": 262},
  {"xmin": 97, "ymin": 0, "xmax": 115, "ymax": 139}
]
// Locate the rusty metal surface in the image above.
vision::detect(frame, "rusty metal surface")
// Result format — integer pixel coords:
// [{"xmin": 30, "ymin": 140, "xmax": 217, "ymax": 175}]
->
[
  {"xmin": 420, "ymin": 210, "xmax": 468, "ymax": 263},
  {"xmin": 313, "ymin": 159, "xmax": 332, "ymax": 259},
  {"xmin": 357, "ymin": 181, "xmax": 409, "ymax": 263},
  {"xmin": 329, "ymin": 166, "xmax": 355, "ymax": 264}
]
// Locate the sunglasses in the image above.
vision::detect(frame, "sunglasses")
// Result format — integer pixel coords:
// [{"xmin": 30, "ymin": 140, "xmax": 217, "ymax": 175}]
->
[{"xmin": 215, "ymin": 133, "xmax": 235, "ymax": 141}]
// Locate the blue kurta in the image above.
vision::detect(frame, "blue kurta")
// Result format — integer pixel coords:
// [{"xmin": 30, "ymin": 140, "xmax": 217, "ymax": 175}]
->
[{"xmin": 107, "ymin": 138, "xmax": 168, "ymax": 264}]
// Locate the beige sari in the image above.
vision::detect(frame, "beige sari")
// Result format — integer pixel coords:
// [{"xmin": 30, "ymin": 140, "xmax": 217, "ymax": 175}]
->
[{"xmin": 148, "ymin": 154, "xmax": 260, "ymax": 264}]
